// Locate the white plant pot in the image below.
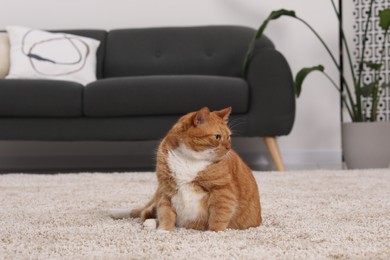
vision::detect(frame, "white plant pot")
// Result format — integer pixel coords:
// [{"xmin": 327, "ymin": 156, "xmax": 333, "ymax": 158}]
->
[{"xmin": 342, "ymin": 122, "xmax": 390, "ymax": 169}]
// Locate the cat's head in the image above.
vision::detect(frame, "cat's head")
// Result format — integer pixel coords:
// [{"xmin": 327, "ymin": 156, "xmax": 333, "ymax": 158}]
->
[{"xmin": 167, "ymin": 107, "xmax": 232, "ymax": 161}]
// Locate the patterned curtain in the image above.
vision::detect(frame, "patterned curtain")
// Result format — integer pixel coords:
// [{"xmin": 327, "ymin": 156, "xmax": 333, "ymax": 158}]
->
[{"xmin": 353, "ymin": 0, "xmax": 390, "ymax": 121}]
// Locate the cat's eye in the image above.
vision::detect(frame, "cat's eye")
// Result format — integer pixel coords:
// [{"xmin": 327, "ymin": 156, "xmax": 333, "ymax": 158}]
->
[{"xmin": 214, "ymin": 134, "xmax": 222, "ymax": 140}]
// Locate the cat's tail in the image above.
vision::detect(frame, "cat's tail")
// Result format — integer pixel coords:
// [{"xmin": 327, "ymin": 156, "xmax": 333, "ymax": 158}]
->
[
  {"xmin": 109, "ymin": 193, "xmax": 157, "ymax": 220},
  {"xmin": 108, "ymin": 208, "xmax": 133, "ymax": 219},
  {"xmin": 131, "ymin": 193, "xmax": 157, "ymax": 220}
]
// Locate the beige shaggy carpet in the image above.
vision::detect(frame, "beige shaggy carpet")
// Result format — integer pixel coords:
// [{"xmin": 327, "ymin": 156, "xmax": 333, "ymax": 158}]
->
[{"xmin": 0, "ymin": 169, "xmax": 389, "ymax": 259}]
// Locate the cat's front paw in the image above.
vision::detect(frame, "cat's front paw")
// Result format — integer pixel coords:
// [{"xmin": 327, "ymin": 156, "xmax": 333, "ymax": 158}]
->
[
  {"xmin": 208, "ymin": 222, "xmax": 228, "ymax": 232},
  {"xmin": 156, "ymin": 224, "xmax": 174, "ymax": 232},
  {"xmin": 156, "ymin": 228, "xmax": 172, "ymax": 233}
]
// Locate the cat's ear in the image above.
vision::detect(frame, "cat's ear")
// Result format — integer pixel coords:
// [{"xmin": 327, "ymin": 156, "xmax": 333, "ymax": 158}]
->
[
  {"xmin": 215, "ymin": 107, "xmax": 232, "ymax": 121},
  {"xmin": 193, "ymin": 107, "xmax": 210, "ymax": 126}
]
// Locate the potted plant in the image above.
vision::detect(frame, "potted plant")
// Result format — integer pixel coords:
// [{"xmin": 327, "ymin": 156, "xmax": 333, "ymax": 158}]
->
[{"xmin": 243, "ymin": 0, "xmax": 390, "ymax": 169}]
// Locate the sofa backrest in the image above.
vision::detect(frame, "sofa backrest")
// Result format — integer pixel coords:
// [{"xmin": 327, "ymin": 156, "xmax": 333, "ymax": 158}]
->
[{"xmin": 103, "ymin": 26, "xmax": 270, "ymax": 78}]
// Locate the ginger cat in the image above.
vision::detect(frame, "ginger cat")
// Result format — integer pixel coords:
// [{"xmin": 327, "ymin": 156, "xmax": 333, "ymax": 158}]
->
[{"xmin": 125, "ymin": 107, "xmax": 261, "ymax": 231}]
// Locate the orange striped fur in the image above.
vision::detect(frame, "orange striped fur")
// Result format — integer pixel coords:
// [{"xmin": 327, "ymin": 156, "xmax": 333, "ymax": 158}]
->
[{"xmin": 130, "ymin": 107, "xmax": 261, "ymax": 231}]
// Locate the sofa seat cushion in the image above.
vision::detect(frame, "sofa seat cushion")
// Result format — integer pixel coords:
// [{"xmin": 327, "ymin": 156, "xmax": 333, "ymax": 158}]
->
[
  {"xmin": 84, "ymin": 75, "xmax": 248, "ymax": 117},
  {"xmin": 0, "ymin": 79, "xmax": 83, "ymax": 117}
]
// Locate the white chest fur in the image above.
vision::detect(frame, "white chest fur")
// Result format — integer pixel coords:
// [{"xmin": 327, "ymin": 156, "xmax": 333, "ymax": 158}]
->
[
  {"xmin": 171, "ymin": 184, "xmax": 205, "ymax": 227},
  {"xmin": 167, "ymin": 144, "xmax": 213, "ymax": 226}
]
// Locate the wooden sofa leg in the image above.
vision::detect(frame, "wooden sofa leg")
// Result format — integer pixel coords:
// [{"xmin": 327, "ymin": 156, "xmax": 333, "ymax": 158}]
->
[{"xmin": 263, "ymin": 137, "xmax": 285, "ymax": 171}]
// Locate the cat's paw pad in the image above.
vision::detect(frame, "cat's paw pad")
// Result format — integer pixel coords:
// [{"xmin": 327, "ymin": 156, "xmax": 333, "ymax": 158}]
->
[{"xmin": 143, "ymin": 219, "xmax": 157, "ymax": 229}]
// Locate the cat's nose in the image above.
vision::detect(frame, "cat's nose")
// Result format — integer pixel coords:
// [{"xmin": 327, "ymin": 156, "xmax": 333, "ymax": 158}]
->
[{"xmin": 222, "ymin": 141, "xmax": 231, "ymax": 150}]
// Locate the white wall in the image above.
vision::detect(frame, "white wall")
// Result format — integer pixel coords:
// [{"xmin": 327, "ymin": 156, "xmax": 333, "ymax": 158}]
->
[{"xmin": 0, "ymin": 0, "xmax": 342, "ymax": 168}]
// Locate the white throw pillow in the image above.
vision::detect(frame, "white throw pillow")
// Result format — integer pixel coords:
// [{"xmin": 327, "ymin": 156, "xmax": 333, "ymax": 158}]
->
[
  {"xmin": 6, "ymin": 26, "xmax": 100, "ymax": 85},
  {"xmin": 0, "ymin": 32, "xmax": 10, "ymax": 79}
]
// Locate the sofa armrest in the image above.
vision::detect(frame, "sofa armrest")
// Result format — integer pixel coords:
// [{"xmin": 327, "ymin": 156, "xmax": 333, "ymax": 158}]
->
[{"xmin": 245, "ymin": 47, "xmax": 295, "ymax": 137}]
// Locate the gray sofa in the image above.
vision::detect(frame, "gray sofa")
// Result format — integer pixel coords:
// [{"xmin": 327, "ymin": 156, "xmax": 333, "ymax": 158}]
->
[{"xmin": 0, "ymin": 26, "xmax": 295, "ymax": 171}]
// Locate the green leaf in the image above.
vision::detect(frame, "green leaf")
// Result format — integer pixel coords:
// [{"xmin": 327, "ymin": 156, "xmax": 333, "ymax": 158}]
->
[
  {"xmin": 379, "ymin": 8, "xmax": 390, "ymax": 31},
  {"xmin": 243, "ymin": 9, "xmax": 296, "ymax": 77},
  {"xmin": 364, "ymin": 61, "xmax": 382, "ymax": 71},
  {"xmin": 294, "ymin": 65, "xmax": 324, "ymax": 97},
  {"xmin": 269, "ymin": 9, "xmax": 296, "ymax": 19},
  {"xmin": 361, "ymin": 83, "xmax": 376, "ymax": 97},
  {"xmin": 255, "ymin": 9, "xmax": 296, "ymax": 39}
]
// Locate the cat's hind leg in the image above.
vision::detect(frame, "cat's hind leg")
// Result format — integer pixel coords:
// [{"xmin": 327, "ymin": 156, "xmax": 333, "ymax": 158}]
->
[
  {"xmin": 130, "ymin": 193, "xmax": 157, "ymax": 220},
  {"xmin": 130, "ymin": 203, "xmax": 156, "ymax": 220}
]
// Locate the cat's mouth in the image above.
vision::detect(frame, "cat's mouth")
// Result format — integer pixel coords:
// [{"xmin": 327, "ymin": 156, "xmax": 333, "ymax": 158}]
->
[{"xmin": 213, "ymin": 148, "xmax": 231, "ymax": 161}]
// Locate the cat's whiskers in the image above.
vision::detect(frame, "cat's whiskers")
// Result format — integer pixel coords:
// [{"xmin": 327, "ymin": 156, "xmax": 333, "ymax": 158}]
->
[
  {"xmin": 224, "ymin": 150, "xmax": 233, "ymax": 160},
  {"xmin": 228, "ymin": 118, "xmax": 247, "ymax": 136}
]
